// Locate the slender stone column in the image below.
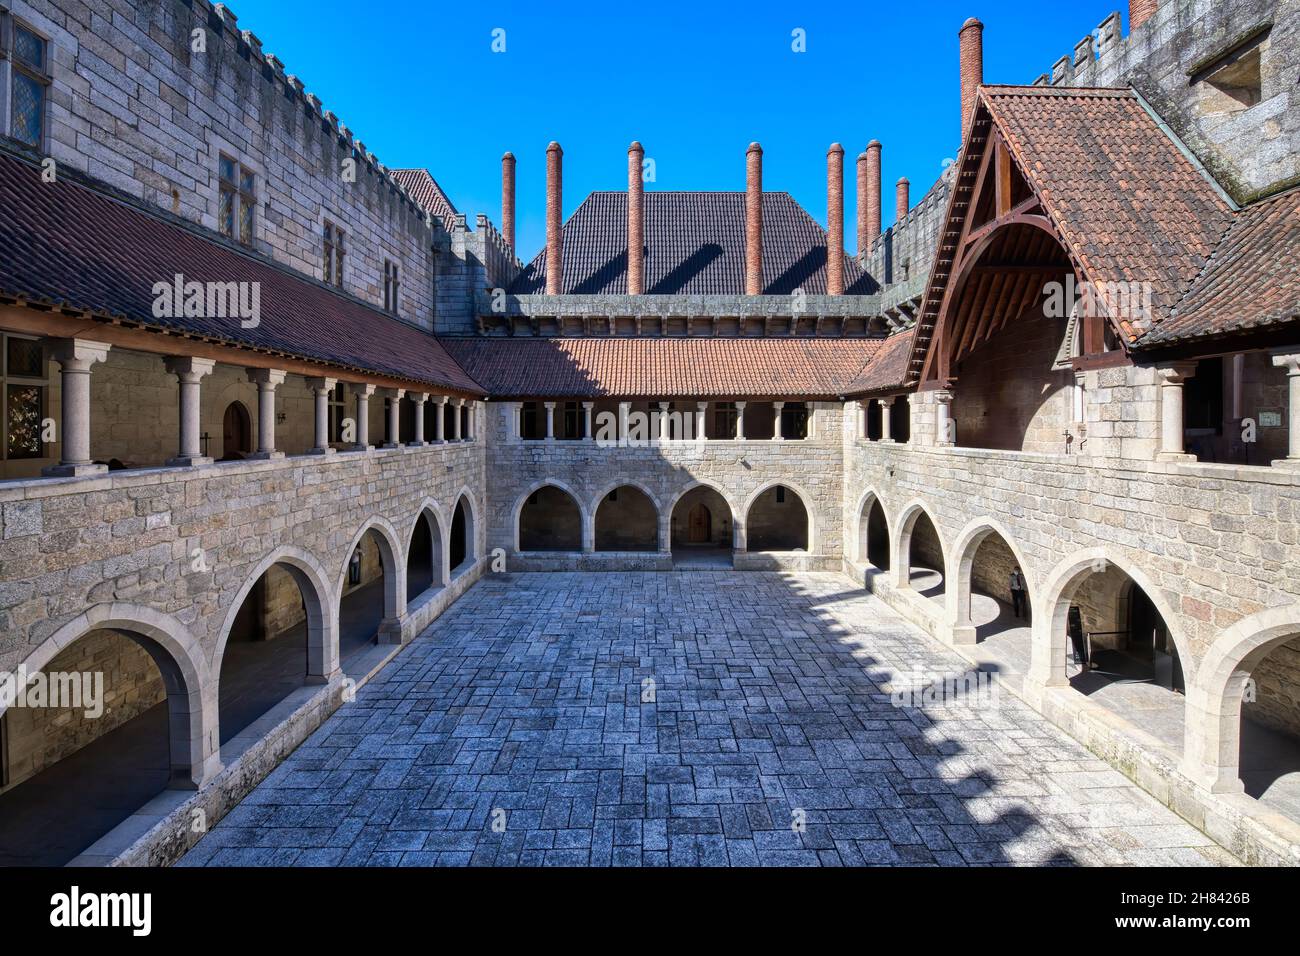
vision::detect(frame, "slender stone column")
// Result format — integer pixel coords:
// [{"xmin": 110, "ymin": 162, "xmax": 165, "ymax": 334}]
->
[
  {"xmin": 379, "ymin": 388, "xmax": 404, "ymax": 449},
  {"xmin": 545, "ymin": 401, "xmax": 556, "ymax": 441},
  {"xmin": 410, "ymin": 392, "xmax": 428, "ymax": 446},
  {"xmin": 880, "ymin": 396, "xmax": 895, "ymax": 443},
  {"xmin": 659, "ymin": 401, "xmax": 671, "ymax": 441},
  {"xmin": 1272, "ymin": 352, "xmax": 1300, "ymax": 468},
  {"xmin": 1155, "ymin": 363, "xmax": 1197, "ymax": 461},
  {"xmin": 512, "ymin": 402, "xmax": 523, "ymax": 441},
  {"xmin": 43, "ymin": 339, "xmax": 111, "ymax": 476},
  {"xmin": 773, "ymin": 401, "xmax": 784, "ymax": 441},
  {"xmin": 696, "ymin": 402, "xmax": 707, "ymax": 442},
  {"xmin": 934, "ymin": 389, "xmax": 955, "ymax": 447},
  {"xmin": 165, "ymin": 356, "xmax": 216, "ymax": 466},
  {"xmin": 452, "ymin": 398, "xmax": 463, "ymax": 441},
  {"xmin": 351, "ymin": 383, "xmax": 375, "ymax": 451},
  {"xmin": 306, "ymin": 377, "xmax": 337, "ymax": 455},
  {"xmin": 247, "ymin": 368, "xmax": 287, "ymax": 459},
  {"xmin": 466, "ymin": 401, "xmax": 476, "ymax": 441},
  {"xmin": 434, "ymin": 396, "xmax": 446, "ymax": 442},
  {"xmin": 582, "ymin": 401, "xmax": 594, "ymax": 442},
  {"xmin": 618, "ymin": 401, "xmax": 631, "ymax": 444},
  {"xmin": 735, "ymin": 401, "xmax": 747, "ymax": 440}
]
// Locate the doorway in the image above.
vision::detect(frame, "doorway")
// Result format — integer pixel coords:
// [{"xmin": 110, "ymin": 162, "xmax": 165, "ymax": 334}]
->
[{"xmin": 222, "ymin": 401, "xmax": 252, "ymax": 460}]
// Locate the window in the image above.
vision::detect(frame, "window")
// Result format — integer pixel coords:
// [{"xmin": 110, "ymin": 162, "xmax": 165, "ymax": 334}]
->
[
  {"xmin": 383, "ymin": 259, "xmax": 400, "ymax": 314},
  {"xmin": 713, "ymin": 402, "xmax": 738, "ymax": 439},
  {"xmin": 1191, "ymin": 26, "xmax": 1268, "ymax": 114},
  {"xmin": 327, "ymin": 383, "xmax": 346, "ymax": 443},
  {"xmin": 3, "ymin": 18, "xmax": 50, "ymax": 149},
  {"xmin": 218, "ymin": 154, "xmax": 256, "ymax": 245},
  {"xmin": 324, "ymin": 221, "xmax": 346, "ymax": 287},
  {"xmin": 1, "ymin": 334, "xmax": 47, "ymax": 460}
]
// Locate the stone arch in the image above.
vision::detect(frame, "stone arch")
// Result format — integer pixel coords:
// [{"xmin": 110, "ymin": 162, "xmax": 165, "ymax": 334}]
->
[
  {"xmin": 215, "ymin": 545, "xmax": 338, "ymax": 684},
  {"xmin": 741, "ymin": 479, "xmax": 817, "ymax": 553},
  {"xmin": 1030, "ymin": 547, "xmax": 1191, "ymax": 693},
  {"xmin": 665, "ymin": 480, "xmax": 739, "ymax": 552},
  {"xmin": 852, "ymin": 487, "xmax": 891, "ymax": 565},
  {"xmin": 9, "ymin": 604, "xmax": 219, "ymax": 788},
  {"xmin": 945, "ymin": 517, "xmax": 1034, "ymax": 644},
  {"xmin": 513, "ymin": 479, "xmax": 586, "ymax": 552},
  {"xmin": 1183, "ymin": 606, "xmax": 1300, "ymax": 793},
  {"xmin": 405, "ymin": 497, "xmax": 448, "ymax": 598},
  {"xmin": 590, "ymin": 479, "xmax": 662, "ymax": 552},
  {"xmin": 891, "ymin": 498, "xmax": 947, "ymax": 591},
  {"xmin": 335, "ymin": 516, "xmax": 407, "ymax": 627},
  {"xmin": 449, "ymin": 487, "xmax": 479, "ymax": 575}
]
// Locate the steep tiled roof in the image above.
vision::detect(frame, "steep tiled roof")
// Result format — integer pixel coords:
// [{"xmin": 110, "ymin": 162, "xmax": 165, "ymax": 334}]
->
[
  {"xmin": 440, "ymin": 337, "xmax": 883, "ymax": 398},
  {"xmin": 390, "ymin": 168, "xmax": 459, "ymax": 225},
  {"xmin": 0, "ymin": 149, "xmax": 482, "ymax": 394},
  {"xmin": 1142, "ymin": 187, "xmax": 1300, "ymax": 347},
  {"xmin": 847, "ymin": 328, "xmax": 914, "ymax": 394},
  {"xmin": 508, "ymin": 192, "xmax": 877, "ymax": 295}
]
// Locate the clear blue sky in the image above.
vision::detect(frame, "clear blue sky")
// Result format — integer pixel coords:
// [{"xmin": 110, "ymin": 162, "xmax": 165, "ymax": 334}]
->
[{"xmin": 227, "ymin": 0, "xmax": 1127, "ymax": 258}]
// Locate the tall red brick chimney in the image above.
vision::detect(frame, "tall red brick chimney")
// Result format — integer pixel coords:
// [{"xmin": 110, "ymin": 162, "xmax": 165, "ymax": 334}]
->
[
  {"xmin": 745, "ymin": 142, "xmax": 763, "ymax": 295},
  {"xmin": 545, "ymin": 141, "xmax": 563, "ymax": 295},
  {"xmin": 1129, "ymin": 0, "xmax": 1158, "ymax": 30},
  {"xmin": 959, "ymin": 17, "xmax": 984, "ymax": 144},
  {"xmin": 627, "ymin": 141, "xmax": 645, "ymax": 295},
  {"xmin": 896, "ymin": 177, "xmax": 910, "ymax": 225},
  {"xmin": 856, "ymin": 150, "xmax": 869, "ymax": 255},
  {"xmin": 501, "ymin": 151, "xmax": 516, "ymax": 255},
  {"xmin": 865, "ymin": 140, "xmax": 882, "ymax": 249},
  {"xmin": 826, "ymin": 143, "xmax": 844, "ymax": 296}
]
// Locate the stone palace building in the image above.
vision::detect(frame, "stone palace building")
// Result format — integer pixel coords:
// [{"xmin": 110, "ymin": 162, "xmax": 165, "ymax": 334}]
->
[{"xmin": 0, "ymin": 0, "xmax": 1297, "ymax": 865}]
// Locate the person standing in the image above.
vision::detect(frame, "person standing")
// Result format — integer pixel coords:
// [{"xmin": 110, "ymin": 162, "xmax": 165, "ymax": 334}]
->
[{"xmin": 1009, "ymin": 567, "xmax": 1027, "ymax": 620}]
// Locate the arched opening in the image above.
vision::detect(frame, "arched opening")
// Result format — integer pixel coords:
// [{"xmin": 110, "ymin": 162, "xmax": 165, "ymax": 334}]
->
[
  {"xmin": 450, "ymin": 497, "xmax": 474, "ymax": 573},
  {"xmin": 338, "ymin": 528, "xmax": 394, "ymax": 649},
  {"xmin": 670, "ymin": 486, "xmax": 734, "ymax": 567},
  {"xmin": 0, "ymin": 627, "xmax": 194, "ymax": 866},
  {"xmin": 947, "ymin": 524, "xmax": 1031, "ymax": 663},
  {"xmin": 899, "ymin": 509, "xmax": 944, "ymax": 598},
  {"xmin": 1238, "ymin": 635, "xmax": 1300, "ymax": 815},
  {"xmin": 857, "ymin": 496, "xmax": 890, "ymax": 570},
  {"xmin": 518, "ymin": 485, "xmax": 582, "ymax": 552},
  {"xmin": 406, "ymin": 510, "xmax": 445, "ymax": 604},
  {"xmin": 745, "ymin": 485, "xmax": 809, "ymax": 552},
  {"xmin": 221, "ymin": 400, "xmax": 252, "ymax": 460},
  {"xmin": 594, "ymin": 486, "xmax": 658, "ymax": 551}
]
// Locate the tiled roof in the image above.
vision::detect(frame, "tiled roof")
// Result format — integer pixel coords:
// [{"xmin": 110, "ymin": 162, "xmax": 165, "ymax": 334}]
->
[
  {"xmin": 1142, "ymin": 187, "xmax": 1300, "ymax": 347},
  {"xmin": 390, "ymin": 168, "xmax": 459, "ymax": 225},
  {"xmin": 847, "ymin": 328, "xmax": 914, "ymax": 394},
  {"xmin": 507, "ymin": 192, "xmax": 877, "ymax": 295},
  {"xmin": 440, "ymin": 337, "xmax": 884, "ymax": 398},
  {"xmin": 0, "ymin": 149, "xmax": 482, "ymax": 394}
]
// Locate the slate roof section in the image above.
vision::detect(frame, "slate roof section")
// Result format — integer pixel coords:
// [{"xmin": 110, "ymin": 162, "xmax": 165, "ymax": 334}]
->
[
  {"xmin": 390, "ymin": 168, "xmax": 459, "ymax": 225},
  {"xmin": 507, "ymin": 191, "xmax": 878, "ymax": 296},
  {"xmin": 847, "ymin": 328, "xmax": 914, "ymax": 394},
  {"xmin": 440, "ymin": 337, "xmax": 884, "ymax": 399},
  {"xmin": 1141, "ymin": 186, "xmax": 1300, "ymax": 347},
  {"xmin": 0, "ymin": 149, "xmax": 483, "ymax": 394}
]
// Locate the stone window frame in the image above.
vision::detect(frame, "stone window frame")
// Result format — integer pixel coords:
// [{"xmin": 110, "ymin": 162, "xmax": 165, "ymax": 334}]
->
[
  {"xmin": 0, "ymin": 332, "xmax": 49, "ymax": 462},
  {"xmin": 0, "ymin": 11, "xmax": 52, "ymax": 152},
  {"xmin": 382, "ymin": 258, "xmax": 399, "ymax": 315},
  {"xmin": 217, "ymin": 152, "xmax": 257, "ymax": 246},
  {"xmin": 202, "ymin": 131, "xmax": 265, "ymax": 246},
  {"xmin": 323, "ymin": 219, "xmax": 346, "ymax": 289}
]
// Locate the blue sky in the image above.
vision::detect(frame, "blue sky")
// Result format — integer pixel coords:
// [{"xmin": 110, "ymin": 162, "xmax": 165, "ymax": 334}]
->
[{"xmin": 227, "ymin": 0, "xmax": 1127, "ymax": 258}]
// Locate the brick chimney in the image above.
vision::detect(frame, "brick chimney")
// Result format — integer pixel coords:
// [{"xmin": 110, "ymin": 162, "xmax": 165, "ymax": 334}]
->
[
  {"xmin": 627, "ymin": 141, "xmax": 645, "ymax": 295},
  {"xmin": 545, "ymin": 141, "xmax": 563, "ymax": 295},
  {"xmin": 501, "ymin": 151, "xmax": 516, "ymax": 255},
  {"xmin": 856, "ymin": 151, "xmax": 869, "ymax": 254},
  {"xmin": 865, "ymin": 140, "xmax": 882, "ymax": 249},
  {"xmin": 1129, "ymin": 0, "xmax": 1158, "ymax": 30},
  {"xmin": 959, "ymin": 17, "xmax": 984, "ymax": 144},
  {"xmin": 826, "ymin": 143, "xmax": 844, "ymax": 296},
  {"xmin": 745, "ymin": 142, "xmax": 763, "ymax": 296},
  {"xmin": 896, "ymin": 177, "xmax": 910, "ymax": 224}
]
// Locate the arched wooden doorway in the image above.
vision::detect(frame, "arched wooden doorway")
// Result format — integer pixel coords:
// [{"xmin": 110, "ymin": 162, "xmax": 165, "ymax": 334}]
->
[
  {"xmin": 687, "ymin": 502, "xmax": 712, "ymax": 544},
  {"xmin": 222, "ymin": 401, "xmax": 252, "ymax": 460}
]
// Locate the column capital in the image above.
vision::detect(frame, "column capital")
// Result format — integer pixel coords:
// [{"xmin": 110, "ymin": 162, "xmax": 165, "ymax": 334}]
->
[
  {"xmin": 165, "ymin": 355, "xmax": 216, "ymax": 382},
  {"xmin": 879, "ymin": 395, "xmax": 896, "ymax": 407},
  {"xmin": 436, "ymin": 394, "xmax": 448, "ymax": 406},
  {"xmin": 351, "ymin": 382, "xmax": 377, "ymax": 397},
  {"xmin": 696, "ymin": 401, "xmax": 708, "ymax": 411},
  {"xmin": 246, "ymin": 367, "xmax": 287, "ymax": 388},
  {"xmin": 1155, "ymin": 362, "xmax": 1197, "ymax": 386},
  {"xmin": 409, "ymin": 391, "xmax": 429, "ymax": 404},
  {"xmin": 735, "ymin": 400, "xmax": 748, "ymax": 409},
  {"xmin": 582, "ymin": 400, "xmax": 594, "ymax": 409},
  {"xmin": 305, "ymin": 375, "xmax": 338, "ymax": 394},
  {"xmin": 544, "ymin": 400, "xmax": 557, "ymax": 409},
  {"xmin": 378, "ymin": 386, "xmax": 405, "ymax": 400},
  {"xmin": 49, "ymin": 338, "xmax": 111, "ymax": 371},
  {"xmin": 932, "ymin": 388, "xmax": 954, "ymax": 406},
  {"xmin": 1271, "ymin": 351, "xmax": 1300, "ymax": 376}
]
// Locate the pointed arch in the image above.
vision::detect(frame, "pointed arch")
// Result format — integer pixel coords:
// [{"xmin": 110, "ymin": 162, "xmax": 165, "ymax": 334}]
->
[
  {"xmin": 406, "ymin": 497, "xmax": 448, "ymax": 597},
  {"xmin": 741, "ymin": 479, "xmax": 817, "ymax": 553},
  {"xmin": 513, "ymin": 479, "xmax": 586, "ymax": 552},
  {"xmin": 890, "ymin": 498, "xmax": 947, "ymax": 591},
  {"xmin": 852, "ymin": 486, "xmax": 891, "ymax": 564},
  {"xmin": 590, "ymin": 479, "xmax": 662, "ymax": 552},
  {"xmin": 944, "ymin": 516, "xmax": 1034, "ymax": 644},
  {"xmin": 335, "ymin": 515, "xmax": 406, "ymax": 622}
]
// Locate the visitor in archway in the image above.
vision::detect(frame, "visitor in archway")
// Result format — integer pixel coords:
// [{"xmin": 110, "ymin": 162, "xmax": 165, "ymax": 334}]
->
[{"xmin": 1009, "ymin": 567, "xmax": 1027, "ymax": 620}]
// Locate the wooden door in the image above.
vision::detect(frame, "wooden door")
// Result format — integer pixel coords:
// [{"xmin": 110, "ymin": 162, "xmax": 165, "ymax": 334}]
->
[{"xmin": 687, "ymin": 503, "xmax": 711, "ymax": 544}]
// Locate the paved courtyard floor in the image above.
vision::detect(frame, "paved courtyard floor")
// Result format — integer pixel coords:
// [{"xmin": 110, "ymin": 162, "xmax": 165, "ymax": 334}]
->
[{"xmin": 180, "ymin": 572, "xmax": 1234, "ymax": 867}]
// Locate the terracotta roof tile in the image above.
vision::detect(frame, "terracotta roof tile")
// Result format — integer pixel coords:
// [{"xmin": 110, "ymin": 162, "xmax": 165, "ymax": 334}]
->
[
  {"xmin": 508, "ymin": 192, "xmax": 877, "ymax": 295},
  {"xmin": 847, "ymin": 328, "xmax": 914, "ymax": 394},
  {"xmin": 390, "ymin": 168, "xmax": 459, "ymax": 225}
]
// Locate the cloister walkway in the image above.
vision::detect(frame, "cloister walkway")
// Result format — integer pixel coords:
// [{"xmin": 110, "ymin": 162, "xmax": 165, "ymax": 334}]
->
[{"xmin": 181, "ymin": 572, "xmax": 1232, "ymax": 867}]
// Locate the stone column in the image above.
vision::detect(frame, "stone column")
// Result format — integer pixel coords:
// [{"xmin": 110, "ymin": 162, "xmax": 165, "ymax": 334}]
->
[
  {"xmin": 1155, "ymin": 363, "xmax": 1197, "ymax": 461},
  {"xmin": 452, "ymin": 399, "xmax": 464, "ymax": 441},
  {"xmin": 165, "ymin": 356, "xmax": 216, "ymax": 466},
  {"xmin": 247, "ymin": 368, "xmax": 287, "ymax": 459},
  {"xmin": 43, "ymin": 339, "xmax": 111, "ymax": 476},
  {"xmin": 934, "ymin": 389, "xmax": 955, "ymax": 447},
  {"xmin": 773, "ymin": 401, "xmax": 784, "ymax": 441},
  {"xmin": 880, "ymin": 396, "xmax": 895, "ymax": 443},
  {"xmin": 380, "ymin": 388, "xmax": 404, "ymax": 449},
  {"xmin": 1272, "ymin": 352, "xmax": 1300, "ymax": 468},
  {"xmin": 410, "ymin": 392, "xmax": 428, "ymax": 446},
  {"xmin": 545, "ymin": 401, "xmax": 556, "ymax": 441},
  {"xmin": 696, "ymin": 402, "xmax": 707, "ymax": 442},
  {"xmin": 434, "ymin": 396, "xmax": 446, "ymax": 442},
  {"xmin": 618, "ymin": 401, "xmax": 630, "ymax": 444},
  {"xmin": 511, "ymin": 402, "xmax": 522, "ymax": 441},
  {"xmin": 351, "ymin": 383, "xmax": 375, "ymax": 451},
  {"xmin": 658, "ymin": 401, "xmax": 671, "ymax": 441},
  {"xmin": 306, "ymin": 376, "xmax": 337, "ymax": 456},
  {"xmin": 735, "ymin": 401, "xmax": 747, "ymax": 440},
  {"xmin": 582, "ymin": 401, "xmax": 594, "ymax": 442}
]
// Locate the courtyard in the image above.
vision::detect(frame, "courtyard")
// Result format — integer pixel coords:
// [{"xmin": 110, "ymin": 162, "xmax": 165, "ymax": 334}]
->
[{"xmin": 179, "ymin": 571, "xmax": 1232, "ymax": 867}]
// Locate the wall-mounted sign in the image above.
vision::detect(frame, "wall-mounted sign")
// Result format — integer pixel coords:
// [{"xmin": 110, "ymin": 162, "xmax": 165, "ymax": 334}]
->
[{"xmin": 1259, "ymin": 411, "xmax": 1282, "ymax": 428}]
